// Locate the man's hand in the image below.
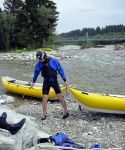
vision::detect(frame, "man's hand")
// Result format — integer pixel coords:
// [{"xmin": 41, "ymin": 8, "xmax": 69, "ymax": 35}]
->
[
  {"xmin": 64, "ymin": 81, "xmax": 69, "ymax": 87},
  {"xmin": 30, "ymin": 82, "xmax": 35, "ymax": 88}
]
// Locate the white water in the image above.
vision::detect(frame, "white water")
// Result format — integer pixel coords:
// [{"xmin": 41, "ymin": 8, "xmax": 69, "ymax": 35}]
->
[
  {"xmin": 0, "ymin": 45, "xmax": 125, "ymax": 95},
  {"xmin": 59, "ymin": 45, "xmax": 125, "ymax": 95}
]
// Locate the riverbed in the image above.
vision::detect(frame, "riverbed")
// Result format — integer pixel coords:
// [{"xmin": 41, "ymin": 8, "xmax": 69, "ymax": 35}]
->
[{"xmin": 1, "ymin": 45, "xmax": 125, "ymax": 149}]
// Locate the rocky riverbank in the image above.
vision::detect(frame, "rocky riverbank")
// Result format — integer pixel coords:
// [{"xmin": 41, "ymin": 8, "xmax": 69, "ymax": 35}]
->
[
  {"xmin": 0, "ymin": 93, "xmax": 125, "ymax": 150},
  {"xmin": 0, "ymin": 50, "xmax": 71, "ymax": 60}
]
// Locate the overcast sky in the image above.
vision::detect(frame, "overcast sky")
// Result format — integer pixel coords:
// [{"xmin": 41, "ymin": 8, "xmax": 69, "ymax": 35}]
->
[
  {"xmin": 0, "ymin": 0, "xmax": 125, "ymax": 34},
  {"xmin": 53, "ymin": 0, "xmax": 125, "ymax": 34}
]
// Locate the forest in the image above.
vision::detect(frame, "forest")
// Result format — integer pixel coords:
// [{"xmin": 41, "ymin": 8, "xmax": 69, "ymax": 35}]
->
[
  {"xmin": 60, "ymin": 25, "xmax": 125, "ymax": 37},
  {"xmin": 0, "ymin": 0, "xmax": 59, "ymax": 51},
  {"xmin": 0, "ymin": 1, "xmax": 125, "ymax": 51}
]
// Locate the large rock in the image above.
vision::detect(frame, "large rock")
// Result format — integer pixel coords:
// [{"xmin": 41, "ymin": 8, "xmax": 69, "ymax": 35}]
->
[
  {"xmin": 0, "ymin": 95, "xmax": 14, "ymax": 104},
  {"xmin": 0, "ymin": 104, "xmax": 52, "ymax": 150}
]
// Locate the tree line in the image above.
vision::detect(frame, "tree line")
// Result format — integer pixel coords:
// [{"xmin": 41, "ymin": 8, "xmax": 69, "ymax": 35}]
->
[
  {"xmin": 60, "ymin": 25, "xmax": 125, "ymax": 37},
  {"xmin": 0, "ymin": 1, "xmax": 124, "ymax": 51},
  {"xmin": 0, "ymin": 0, "xmax": 59, "ymax": 51}
]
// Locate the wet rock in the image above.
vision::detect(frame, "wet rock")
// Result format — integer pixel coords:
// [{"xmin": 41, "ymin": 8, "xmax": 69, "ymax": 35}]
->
[
  {"xmin": 0, "ymin": 105, "xmax": 54, "ymax": 150},
  {"xmin": 0, "ymin": 98, "xmax": 5, "ymax": 104},
  {"xmin": 0, "ymin": 95, "xmax": 14, "ymax": 103}
]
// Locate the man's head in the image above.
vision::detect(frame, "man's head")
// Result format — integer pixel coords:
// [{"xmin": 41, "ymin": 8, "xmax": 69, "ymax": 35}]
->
[{"xmin": 36, "ymin": 51, "xmax": 47, "ymax": 62}]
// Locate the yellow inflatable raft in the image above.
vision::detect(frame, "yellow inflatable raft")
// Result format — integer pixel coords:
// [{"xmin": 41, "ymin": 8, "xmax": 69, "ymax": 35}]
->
[
  {"xmin": 1, "ymin": 76, "xmax": 66, "ymax": 100},
  {"xmin": 69, "ymin": 87, "xmax": 125, "ymax": 114}
]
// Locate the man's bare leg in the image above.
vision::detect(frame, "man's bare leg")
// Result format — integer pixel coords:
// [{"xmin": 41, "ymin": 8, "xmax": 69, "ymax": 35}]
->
[
  {"xmin": 41, "ymin": 94, "xmax": 48, "ymax": 120},
  {"xmin": 57, "ymin": 93, "xmax": 69, "ymax": 119}
]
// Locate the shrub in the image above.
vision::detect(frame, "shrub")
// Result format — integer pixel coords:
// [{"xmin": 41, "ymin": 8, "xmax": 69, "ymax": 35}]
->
[
  {"xmin": 16, "ymin": 50, "xmax": 22, "ymax": 53},
  {"xmin": 37, "ymin": 47, "xmax": 53, "ymax": 51}
]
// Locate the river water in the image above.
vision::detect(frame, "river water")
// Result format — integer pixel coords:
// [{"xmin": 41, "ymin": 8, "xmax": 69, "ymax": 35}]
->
[
  {"xmin": 0, "ymin": 45, "xmax": 125, "ymax": 97},
  {"xmin": 59, "ymin": 45, "xmax": 125, "ymax": 95}
]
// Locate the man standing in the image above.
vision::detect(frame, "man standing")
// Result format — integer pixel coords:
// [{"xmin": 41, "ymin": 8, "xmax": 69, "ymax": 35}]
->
[{"xmin": 31, "ymin": 51, "xmax": 69, "ymax": 120}]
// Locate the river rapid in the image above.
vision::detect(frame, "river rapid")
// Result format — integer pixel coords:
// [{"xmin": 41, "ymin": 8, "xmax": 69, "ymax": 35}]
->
[
  {"xmin": 60, "ymin": 45, "xmax": 125, "ymax": 95},
  {"xmin": 0, "ymin": 45, "xmax": 125, "ymax": 96}
]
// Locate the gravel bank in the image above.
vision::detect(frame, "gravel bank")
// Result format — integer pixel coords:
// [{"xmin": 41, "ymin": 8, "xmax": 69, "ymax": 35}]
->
[{"xmin": 6, "ymin": 94, "xmax": 125, "ymax": 149}]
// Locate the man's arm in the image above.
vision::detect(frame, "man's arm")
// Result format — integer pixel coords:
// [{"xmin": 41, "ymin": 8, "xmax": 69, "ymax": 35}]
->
[
  {"xmin": 31, "ymin": 61, "xmax": 41, "ymax": 88},
  {"xmin": 54, "ymin": 59, "xmax": 69, "ymax": 86}
]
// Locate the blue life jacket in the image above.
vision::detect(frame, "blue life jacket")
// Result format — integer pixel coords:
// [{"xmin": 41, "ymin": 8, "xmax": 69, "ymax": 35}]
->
[
  {"xmin": 49, "ymin": 132, "xmax": 85, "ymax": 149},
  {"xmin": 50, "ymin": 132, "xmax": 69, "ymax": 146},
  {"xmin": 41, "ymin": 57, "xmax": 57, "ymax": 77},
  {"xmin": 89, "ymin": 144, "xmax": 101, "ymax": 149}
]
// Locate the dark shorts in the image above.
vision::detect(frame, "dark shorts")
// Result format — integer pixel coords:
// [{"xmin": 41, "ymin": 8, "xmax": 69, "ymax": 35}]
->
[{"xmin": 42, "ymin": 80, "xmax": 61, "ymax": 95}]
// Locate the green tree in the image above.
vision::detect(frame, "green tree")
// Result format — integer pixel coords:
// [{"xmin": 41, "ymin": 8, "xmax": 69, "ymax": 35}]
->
[
  {"xmin": 0, "ymin": 11, "xmax": 15, "ymax": 51},
  {"xmin": 3, "ymin": 0, "xmax": 23, "ymax": 15},
  {"xmin": 37, "ymin": 5, "xmax": 59, "ymax": 46},
  {"xmin": 2, "ymin": 0, "xmax": 59, "ymax": 50},
  {"xmin": 3, "ymin": 0, "xmax": 23, "ymax": 49},
  {"xmin": 16, "ymin": 0, "xmax": 59, "ymax": 48},
  {"xmin": 96, "ymin": 26, "xmax": 101, "ymax": 34}
]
